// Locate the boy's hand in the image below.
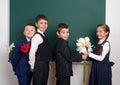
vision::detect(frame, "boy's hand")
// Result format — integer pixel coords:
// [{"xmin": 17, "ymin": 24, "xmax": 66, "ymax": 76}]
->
[
  {"xmin": 84, "ymin": 52, "xmax": 90, "ymax": 56},
  {"xmin": 82, "ymin": 54, "xmax": 88, "ymax": 60},
  {"xmin": 30, "ymin": 68, "xmax": 34, "ymax": 72},
  {"xmin": 49, "ymin": 70, "xmax": 51, "ymax": 77}
]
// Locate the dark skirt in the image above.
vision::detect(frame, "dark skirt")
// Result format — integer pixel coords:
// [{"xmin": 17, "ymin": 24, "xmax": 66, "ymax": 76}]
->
[{"xmin": 89, "ymin": 61, "xmax": 112, "ymax": 85}]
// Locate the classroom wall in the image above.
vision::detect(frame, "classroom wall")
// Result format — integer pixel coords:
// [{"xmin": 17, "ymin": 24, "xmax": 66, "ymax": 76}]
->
[
  {"xmin": 106, "ymin": 0, "xmax": 120, "ymax": 84},
  {"xmin": 0, "ymin": 0, "xmax": 120, "ymax": 85},
  {"xmin": 0, "ymin": 0, "xmax": 18, "ymax": 85}
]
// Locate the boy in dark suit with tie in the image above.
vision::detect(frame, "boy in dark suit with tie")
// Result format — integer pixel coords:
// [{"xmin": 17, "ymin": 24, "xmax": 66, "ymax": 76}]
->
[
  {"xmin": 10, "ymin": 23, "xmax": 36, "ymax": 85},
  {"xmin": 54, "ymin": 23, "xmax": 85, "ymax": 85}
]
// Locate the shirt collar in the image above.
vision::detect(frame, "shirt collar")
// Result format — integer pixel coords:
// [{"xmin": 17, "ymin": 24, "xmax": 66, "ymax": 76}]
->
[
  {"xmin": 98, "ymin": 38, "xmax": 106, "ymax": 44},
  {"xmin": 26, "ymin": 38, "xmax": 30, "ymax": 42},
  {"xmin": 59, "ymin": 38, "xmax": 68, "ymax": 42},
  {"xmin": 37, "ymin": 29, "xmax": 44, "ymax": 34},
  {"xmin": 37, "ymin": 29, "xmax": 45, "ymax": 36}
]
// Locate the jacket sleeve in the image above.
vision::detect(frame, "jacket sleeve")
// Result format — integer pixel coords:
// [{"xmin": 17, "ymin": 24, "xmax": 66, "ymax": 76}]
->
[
  {"xmin": 61, "ymin": 42, "xmax": 82, "ymax": 62},
  {"xmin": 70, "ymin": 55, "xmax": 82, "ymax": 62},
  {"xmin": 10, "ymin": 42, "xmax": 22, "ymax": 72}
]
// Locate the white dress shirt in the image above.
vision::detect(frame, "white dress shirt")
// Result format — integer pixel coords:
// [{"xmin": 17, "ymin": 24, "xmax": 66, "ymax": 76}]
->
[
  {"xmin": 29, "ymin": 29, "xmax": 44, "ymax": 69},
  {"xmin": 89, "ymin": 38, "xmax": 110, "ymax": 61},
  {"xmin": 26, "ymin": 38, "xmax": 30, "ymax": 42}
]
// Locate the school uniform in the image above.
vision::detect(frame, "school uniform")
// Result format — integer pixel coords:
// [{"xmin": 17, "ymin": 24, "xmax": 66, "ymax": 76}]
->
[
  {"xmin": 88, "ymin": 39, "xmax": 112, "ymax": 85},
  {"xmin": 29, "ymin": 29, "xmax": 52, "ymax": 85},
  {"xmin": 54, "ymin": 38, "xmax": 82, "ymax": 85},
  {"xmin": 10, "ymin": 38, "xmax": 32, "ymax": 85}
]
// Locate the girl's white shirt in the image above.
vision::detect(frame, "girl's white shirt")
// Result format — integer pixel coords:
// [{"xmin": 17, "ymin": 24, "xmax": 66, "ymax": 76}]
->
[{"xmin": 89, "ymin": 38, "xmax": 110, "ymax": 61}]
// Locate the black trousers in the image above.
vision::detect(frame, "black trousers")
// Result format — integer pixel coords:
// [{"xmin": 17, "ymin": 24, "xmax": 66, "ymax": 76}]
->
[
  {"xmin": 56, "ymin": 76, "xmax": 70, "ymax": 85},
  {"xmin": 33, "ymin": 61, "xmax": 49, "ymax": 85}
]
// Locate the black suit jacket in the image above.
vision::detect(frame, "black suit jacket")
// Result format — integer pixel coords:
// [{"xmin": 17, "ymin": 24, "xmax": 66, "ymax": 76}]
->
[{"xmin": 54, "ymin": 38, "xmax": 82, "ymax": 78}]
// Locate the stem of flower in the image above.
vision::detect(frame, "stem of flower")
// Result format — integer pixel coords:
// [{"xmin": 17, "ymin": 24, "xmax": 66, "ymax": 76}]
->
[{"xmin": 83, "ymin": 59, "xmax": 86, "ymax": 83}]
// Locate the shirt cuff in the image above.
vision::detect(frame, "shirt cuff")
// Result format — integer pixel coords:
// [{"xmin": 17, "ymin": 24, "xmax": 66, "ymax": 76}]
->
[
  {"xmin": 28, "ymin": 61, "xmax": 34, "ymax": 69},
  {"xmin": 89, "ymin": 53, "xmax": 94, "ymax": 58}
]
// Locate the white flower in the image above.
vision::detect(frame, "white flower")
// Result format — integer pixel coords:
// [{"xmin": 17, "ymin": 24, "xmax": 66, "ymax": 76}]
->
[
  {"xmin": 88, "ymin": 47, "xmax": 93, "ymax": 52},
  {"xmin": 80, "ymin": 47, "xmax": 87, "ymax": 53},
  {"xmin": 86, "ymin": 42, "xmax": 92, "ymax": 48},
  {"xmin": 77, "ymin": 38, "xmax": 85, "ymax": 44},
  {"xmin": 76, "ymin": 37, "xmax": 93, "ymax": 53},
  {"xmin": 8, "ymin": 43, "xmax": 15, "ymax": 53},
  {"xmin": 76, "ymin": 42, "xmax": 82, "ymax": 47},
  {"xmin": 85, "ymin": 37, "xmax": 90, "ymax": 42}
]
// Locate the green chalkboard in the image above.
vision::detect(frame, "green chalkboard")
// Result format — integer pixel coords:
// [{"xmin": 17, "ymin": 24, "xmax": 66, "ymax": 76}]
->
[{"xmin": 10, "ymin": 0, "xmax": 105, "ymax": 54}]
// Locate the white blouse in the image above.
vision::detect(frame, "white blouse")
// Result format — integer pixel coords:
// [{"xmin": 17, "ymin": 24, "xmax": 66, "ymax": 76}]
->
[
  {"xmin": 89, "ymin": 39, "xmax": 110, "ymax": 61},
  {"xmin": 29, "ymin": 29, "xmax": 44, "ymax": 69}
]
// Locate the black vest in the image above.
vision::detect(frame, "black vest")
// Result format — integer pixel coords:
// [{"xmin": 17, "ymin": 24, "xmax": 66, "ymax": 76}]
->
[{"xmin": 35, "ymin": 33, "xmax": 52, "ymax": 61}]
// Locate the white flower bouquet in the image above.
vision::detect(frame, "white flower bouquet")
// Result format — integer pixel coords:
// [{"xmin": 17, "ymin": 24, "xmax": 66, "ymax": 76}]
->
[
  {"xmin": 76, "ymin": 37, "xmax": 92, "ymax": 53},
  {"xmin": 76, "ymin": 37, "xmax": 92, "ymax": 83},
  {"xmin": 8, "ymin": 42, "xmax": 15, "ymax": 62},
  {"xmin": 8, "ymin": 43, "xmax": 15, "ymax": 53}
]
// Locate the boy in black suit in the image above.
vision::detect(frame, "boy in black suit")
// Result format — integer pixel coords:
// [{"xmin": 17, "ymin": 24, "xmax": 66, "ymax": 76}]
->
[{"xmin": 55, "ymin": 23, "xmax": 85, "ymax": 85}]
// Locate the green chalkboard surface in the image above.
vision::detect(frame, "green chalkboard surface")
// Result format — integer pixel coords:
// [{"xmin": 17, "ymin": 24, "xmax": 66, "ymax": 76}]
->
[{"xmin": 10, "ymin": 0, "xmax": 105, "ymax": 54}]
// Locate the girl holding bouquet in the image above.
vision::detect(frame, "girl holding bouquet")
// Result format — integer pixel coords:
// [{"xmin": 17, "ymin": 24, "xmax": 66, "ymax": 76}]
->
[{"xmin": 84, "ymin": 24, "xmax": 112, "ymax": 85}]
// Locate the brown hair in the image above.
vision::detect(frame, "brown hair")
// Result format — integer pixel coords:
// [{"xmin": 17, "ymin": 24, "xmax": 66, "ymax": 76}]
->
[
  {"xmin": 24, "ymin": 23, "xmax": 36, "ymax": 31},
  {"xmin": 35, "ymin": 14, "xmax": 48, "ymax": 23},
  {"xmin": 25, "ymin": 23, "xmax": 36, "ymax": 28},
  {"xmin": 96, "ymin": 24, "xmax": 110, "ymax": 55},
  {"xmin": 57, "ymin": 23, "xmax": 69, "ymax": 33}
]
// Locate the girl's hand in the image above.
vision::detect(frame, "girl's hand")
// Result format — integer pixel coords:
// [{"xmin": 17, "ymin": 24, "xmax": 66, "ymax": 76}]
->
[{"xmin": 82, "ymin": 54, "xmax": 87, "ymax": 60}]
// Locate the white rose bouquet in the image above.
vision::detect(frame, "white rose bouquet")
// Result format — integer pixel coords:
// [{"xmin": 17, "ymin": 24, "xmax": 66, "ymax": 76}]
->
[{"xmin": 76, "ymin": 37, "xmax": 92, "ymax": 83}]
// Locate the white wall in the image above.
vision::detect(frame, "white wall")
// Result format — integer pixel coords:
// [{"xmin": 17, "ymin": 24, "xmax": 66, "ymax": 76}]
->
[
  {"xmin": 106, "ymin": 0, "xmax": 120, "ymax": 84},
  {"xmin": 0, "ymin": 0, "xmax": 120, "ymax": 85},
  {"xmin": 0, "ymin": 0, "xmax": 18, "ymax": 85}
]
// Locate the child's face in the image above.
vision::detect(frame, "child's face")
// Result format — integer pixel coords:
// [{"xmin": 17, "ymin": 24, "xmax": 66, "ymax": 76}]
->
[
  {"xmin": 24, "ymin": 25, "xmax": 36, "ymax": 39},
  {"xmin": 96, "ymin": 27, "xmax": 108, "ymax": 40},
  {"xmin": 57, "ymin": 28, "xmax": 69, "ymax": 40},
  {"xmin": 36, "ymin": 19, "xmax": 48, "ymax": 32}
]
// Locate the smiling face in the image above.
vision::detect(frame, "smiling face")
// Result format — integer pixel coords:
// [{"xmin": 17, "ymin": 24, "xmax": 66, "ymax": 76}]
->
[
  {"xmin": 24, "ymin": 25, "xmax": 36, "ymax": 39},
  {"xmin": 96, "ymin": 26, "xmax": 109, "ymax": 40},
  {"xmin": 57, "ymin": 28, "xmax": 69, "ymax": 40},
  {"xmin": 36, "ymin": 19, "xmax": 48, "ymax": 32}
]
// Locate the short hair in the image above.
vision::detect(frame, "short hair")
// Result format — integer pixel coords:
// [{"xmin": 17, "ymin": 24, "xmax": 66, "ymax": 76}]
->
[
  {"xmin": 24, "ymin": 23, "xmax": 36, "ymax": 31},
  {"xmin": 25, "ymin": 23, "xmax": 36, "ymax": 28},
  {"xmin": 35, "ymin": 14, "xmax": 48, "ymax": 22},
  {"xmin": 57, "ymin": 23, "xmax": 69, "ymax": 33}
]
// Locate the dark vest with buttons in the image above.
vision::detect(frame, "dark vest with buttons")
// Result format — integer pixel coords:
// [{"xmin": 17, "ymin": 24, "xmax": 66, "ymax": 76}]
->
[{"xmin": 35, "ymin": 32, "xmax": 52, "ymax": 61}]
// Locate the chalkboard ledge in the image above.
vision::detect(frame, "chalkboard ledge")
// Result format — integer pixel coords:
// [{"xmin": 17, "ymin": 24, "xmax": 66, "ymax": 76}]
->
[{"xmin": 72, "ymin": 61, "xmax": 92, "ymax": 65}]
